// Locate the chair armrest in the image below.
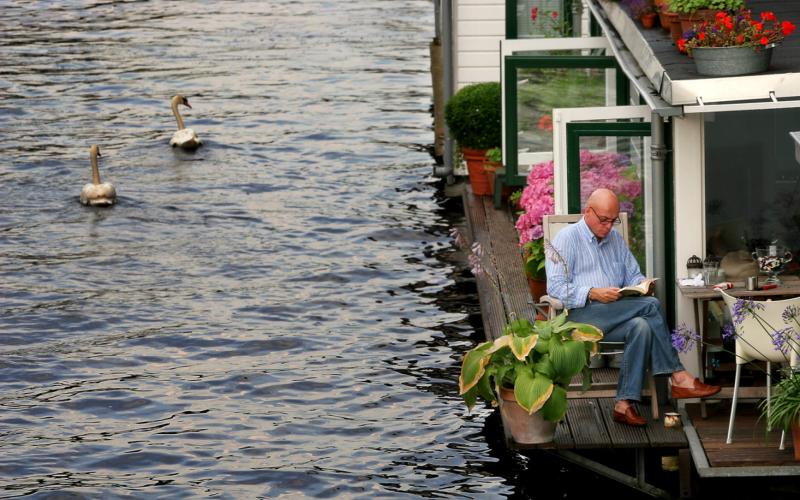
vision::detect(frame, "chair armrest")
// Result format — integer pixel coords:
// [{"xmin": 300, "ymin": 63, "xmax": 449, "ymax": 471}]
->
[
  {"xmin": 537, "ymin": 295, "xmax": 564, "ymax": 319},
  {"xmin": 538, "ymin": 295, "xmax": 564, "ymax": 310}
]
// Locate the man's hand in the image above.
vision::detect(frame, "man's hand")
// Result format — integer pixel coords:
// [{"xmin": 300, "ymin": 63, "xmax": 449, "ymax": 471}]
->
[{"xmin": 589, "ymin": 287, "xmax": 621, "ymax": 304}]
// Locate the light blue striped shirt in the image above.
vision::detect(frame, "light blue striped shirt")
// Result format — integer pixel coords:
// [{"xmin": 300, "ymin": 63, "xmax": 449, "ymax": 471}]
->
[{"xmin": 545, "ymin": 217, "xmax": 645, "ymax": 310}]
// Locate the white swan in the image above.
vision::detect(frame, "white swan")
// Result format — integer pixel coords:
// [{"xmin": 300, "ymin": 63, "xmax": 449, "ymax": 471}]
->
[
  {"xmin": 80, "ymin": 145, "xmax": 117, "ymax": 206},
  {"xmin": 169, "ymin": 94, "xmax": 202, "ymax": 150}
]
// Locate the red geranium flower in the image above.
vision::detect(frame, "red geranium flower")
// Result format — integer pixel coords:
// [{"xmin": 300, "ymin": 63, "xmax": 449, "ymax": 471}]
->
[
  {"xmin": 684, "ymin": 9, "xmax": 796, "ymax": 54},
  {"xmin": 538, "ymin": 114, "xmax": 552, "ymax": 131}
]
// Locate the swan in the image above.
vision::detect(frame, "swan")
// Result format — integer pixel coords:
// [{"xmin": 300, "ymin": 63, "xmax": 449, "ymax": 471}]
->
[
  {"xmin": 80, "ymin": 145, "xmax": 117, "ymax": 206},
  {"xmin": 169, "ymin": 94, "xmax": 202, "ymax": 150}
]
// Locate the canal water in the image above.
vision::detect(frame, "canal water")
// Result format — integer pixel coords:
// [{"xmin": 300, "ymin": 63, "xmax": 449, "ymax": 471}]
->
[{"xmin": 3, "ymin": 2, "xmax": 793, "ymax": 499}]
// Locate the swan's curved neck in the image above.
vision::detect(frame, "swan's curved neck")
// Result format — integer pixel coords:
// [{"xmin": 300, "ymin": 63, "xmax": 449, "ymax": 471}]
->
[
  {"xmin": 90, "ymin": 148, "xmax": 101, "ymax": 185},
  {"xmin": 172, "ymin": 98, "xmax": 186, "ymax": 130}
]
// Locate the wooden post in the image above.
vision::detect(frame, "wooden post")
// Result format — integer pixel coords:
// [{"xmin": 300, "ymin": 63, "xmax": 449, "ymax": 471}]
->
[{"xmin": 430, "ymin": 36, "xmax": 445, "ymax": 162}]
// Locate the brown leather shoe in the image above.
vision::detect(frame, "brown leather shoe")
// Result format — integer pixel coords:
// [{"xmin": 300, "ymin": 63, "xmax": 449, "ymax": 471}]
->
[
  {"xmin": 671, "ymin": 378, "xmax": 721, "ymax": 399},
  {"xmin": 612, "ymin": 405, "xmax": 647, "ymax": 427}
]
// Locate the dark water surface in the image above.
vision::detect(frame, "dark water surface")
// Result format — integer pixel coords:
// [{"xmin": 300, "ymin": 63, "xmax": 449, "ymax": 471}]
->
[{"xmin": 0, "ymin": 1, "xmax": 515, "ymax": 497}]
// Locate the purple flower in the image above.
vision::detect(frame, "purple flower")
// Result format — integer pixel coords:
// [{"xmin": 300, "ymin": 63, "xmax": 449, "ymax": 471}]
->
[
  {"xmin": 731, "ymin": 298, "xmax": 765, "ymax": 326},
  {"xmin": 672, "ymin": 323, "xmax": 700, "ymax": 354},
  {"xmin": 782, "ymin": 305, "xmax": 800, "ymax": 325},
  {"xmin": 722, "ymin": 323, "xmax": 736, "ymax": 341},
  {"xmin": 770, "ymin": 327, "xmax": 796, "ymax": 355}
]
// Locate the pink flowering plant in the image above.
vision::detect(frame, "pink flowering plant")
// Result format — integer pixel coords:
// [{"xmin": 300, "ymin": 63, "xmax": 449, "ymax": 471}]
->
[
  {"xmin": 514, "ymin": 150, "xmax": 644, "ymax": 279},
  {"xmin": 672, "ymin": 300, "xmax": 800, "ymax": 432}
]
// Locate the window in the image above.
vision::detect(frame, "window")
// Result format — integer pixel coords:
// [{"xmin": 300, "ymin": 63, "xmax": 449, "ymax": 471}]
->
[{"xmin": 704, "ymin": 109, "xmax": 800, "ymax": 279}]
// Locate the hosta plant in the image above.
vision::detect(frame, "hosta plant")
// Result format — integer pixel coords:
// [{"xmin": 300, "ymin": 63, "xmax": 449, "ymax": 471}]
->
[{"xmin": 459, "ymin": 311, "xmax": 604, "ymax": 422}]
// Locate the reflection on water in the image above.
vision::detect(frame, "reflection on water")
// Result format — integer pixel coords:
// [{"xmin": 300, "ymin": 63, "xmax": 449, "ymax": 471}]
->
[{"xmin": 0, "ymin": 1, "xmax": 517, "ymax": 497}]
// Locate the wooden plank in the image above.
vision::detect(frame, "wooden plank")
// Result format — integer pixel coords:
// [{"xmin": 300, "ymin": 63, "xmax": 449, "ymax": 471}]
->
[
  {"xmin": 684, "ymin": 402, "xmax": 800, "ymax": 470},
  {"xmin": 463, "ymin": 189, "xmax": 506, "ymax": 341},
  {"xmin": 553, "ymin": 418, "xmax": 575, "ymax": 449},
  {"xmin": 645, "ymin": 412, "xmax": 689, "ymax": 448},
  {"xmin": 482, "ymin": 198, "xmax": 536, "ymax": 323},
  {"xmin": 597, "ymin": 398, "xmax": 650, "ymax": 448},
  {"xmin": 565, "ymin": 398, "xmax": 611, "ymax": 448}
]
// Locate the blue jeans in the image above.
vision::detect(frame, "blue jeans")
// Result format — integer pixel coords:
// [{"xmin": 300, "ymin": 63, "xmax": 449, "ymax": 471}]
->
[{"xmin": 566, "ymin": 296, "xmax": 684, "ymax": 402}]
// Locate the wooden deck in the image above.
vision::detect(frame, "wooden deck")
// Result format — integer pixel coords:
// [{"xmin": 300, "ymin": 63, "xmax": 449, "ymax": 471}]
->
[{"xmin": 461, "ymin": 187, "xmax": 800, "ymax": 482}]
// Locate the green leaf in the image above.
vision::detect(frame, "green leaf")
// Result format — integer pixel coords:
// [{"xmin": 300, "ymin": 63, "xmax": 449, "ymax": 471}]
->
[
  {"xmin": 533, "ymin": 336, "xmax": 550, "ymax": 354},
  {"xmin": 459, "ymin": 342, "xmax": 493, "ymax": 395},
  {"xmin": 581, "ymin": 365, "xmax": 593, "ymax": 392},
  {"xmin": 462, "ymin": 385, "xmax": 478, "ymax": 411},
  {"xmin": 550, "ymin": 310, "xmax": 568, "ymax": 330},
  {"xmin": 534, "ymin": 320, "xmax": 553, "ymax": 339},
  {"xmin": 509, "ymin": 333, "xmax": 538, "ymax": 361},
  {"xmin": 534, "ymin": 353, "xmax": 555, "ymax": 380},
  {"xmin": 505, "ymin": 318, "xmax": 534, "ymax": 337},
  {"xmin": 549, "ymin": 339, "xmax": 587, "ymax": 380},
  {"xmin": 569, "ymin": 323, "xmax": 604, "ymax": 342},
  {"xmin": 541, "ymin": 385, "xmax": 568, "ymax": 422},
  {"xmin": 514, "ymin": 369, "xmax": 554, "ymax": 415}
]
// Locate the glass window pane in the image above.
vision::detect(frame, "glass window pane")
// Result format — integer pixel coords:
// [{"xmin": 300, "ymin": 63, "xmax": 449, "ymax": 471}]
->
[
  {"xmin": 704, "ymin": 109, "xmax": 800, "ymax": 280},
  {"xmin": 517, "ymin": 66, "xmax": 609, "ymax": 158},
  {"xmin": 516, "ymin": 0, "xmax": 567, "ymax": 38},
  {"xmin": 577, "ymin": 135, "xmax": 649, "ymax": 272}
]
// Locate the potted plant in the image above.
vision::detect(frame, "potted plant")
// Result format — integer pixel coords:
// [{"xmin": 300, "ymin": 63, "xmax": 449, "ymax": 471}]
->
[
  {"xmin": 484, "ymin": 147, "xmax": 502, "ymax": 198},
  {"xmin": 761, "ymin": 305, "xmax": 800, "ymax": 460},
  {"xmin": 514, "ymin": 160, "xmax": 554, "ymax": 302},
  {"xmin": 444, "ymin": 82, "xmax": 501, "ymax": 196},
  {"xmin": 622, "ymin": 0, "xmax": 658, "ymax": 28},
  {"xmin": 459, "ymin": 313, "xmax": 604, "ymax": 443},
  {"xmin": 672, "ymin": 299, "xmax": 800, "ymax": 458},
  {"xmin": 680, "ymin": 10, "xmax": 797, "ymax": 76},
  {"xmin": 762, "ymin": 370, "xmax": 800, "ymax": 460},
  {"xmin": 670, "ymin": 0, "xmax": 744, "ymax": 32}
]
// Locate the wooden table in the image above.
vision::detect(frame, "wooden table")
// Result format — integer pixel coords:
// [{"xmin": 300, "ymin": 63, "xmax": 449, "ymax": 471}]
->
[{"xmin": 676, "ymin": 276, "xmax": 800, "ymax": 416}]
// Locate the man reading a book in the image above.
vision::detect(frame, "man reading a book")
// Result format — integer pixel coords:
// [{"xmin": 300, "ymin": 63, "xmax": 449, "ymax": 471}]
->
[{"xmin": 545, "ymin": 188, "xmax": 720, "ymax": 426}]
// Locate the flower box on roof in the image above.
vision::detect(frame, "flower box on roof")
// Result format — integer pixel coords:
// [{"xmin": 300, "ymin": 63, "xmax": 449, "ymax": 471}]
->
[{"xmin": 592, "ymin": 0, "xmax": 800, "ymax": 107}]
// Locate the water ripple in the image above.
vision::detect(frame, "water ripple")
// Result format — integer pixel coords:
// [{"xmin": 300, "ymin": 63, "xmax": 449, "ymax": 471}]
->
[{"xmin": 0, "ymin": 0, "xmax": 517, "ymax": 497}]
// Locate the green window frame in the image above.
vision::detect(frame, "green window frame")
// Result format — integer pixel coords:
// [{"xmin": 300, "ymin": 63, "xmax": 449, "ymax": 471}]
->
[
  {"xmin": 564, "ymin": 120, "xmax": 676, "ymax": 320},
  {"xmin": 505, "ymin": 0, "xmax": 575, "ymax": 39},
  {"xmin": 502, "ymin": 55, "xmax": 629, "ymax": 191}
]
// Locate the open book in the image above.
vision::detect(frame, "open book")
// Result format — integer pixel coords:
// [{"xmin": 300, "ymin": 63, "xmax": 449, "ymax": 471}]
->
[{"xmin": 619, "ymin": 278, "xmax": 659, "ymax": 297}]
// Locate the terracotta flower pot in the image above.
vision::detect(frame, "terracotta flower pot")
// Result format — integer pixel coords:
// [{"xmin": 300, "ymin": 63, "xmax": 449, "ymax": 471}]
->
[
  {"xmin": 641, "ymin": 12, "xmax": 657, "ymax": 29},
  {"xmin": 461, "ymin": 147, "xmax": 492, "ymax": 196},
  {"xmin": 667, "ymin": 12, "xmax": 682, "ymax": 43},
  {"xmin": 658, "ymin": 9, "xmax": 671, "ymax": 32},
  {"xmin": 499, "ymin": 386, "xmax": 556, "ymax": 444},
  {"xmin": 792, "ymin": 423, "xmax": 800, "ymax": 461},
  {"xmin": 527, "ymin": 276, "xmax": 547, "ymax": 303},
  {"xmin": 483, "ymin": 160, "xmax": 501, "ymax": 199}
]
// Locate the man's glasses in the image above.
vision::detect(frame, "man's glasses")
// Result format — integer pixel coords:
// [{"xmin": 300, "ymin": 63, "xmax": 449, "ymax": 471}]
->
[{"xmin": 588, "ymin": 207, "xmax": 621, "ymax": 226}]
